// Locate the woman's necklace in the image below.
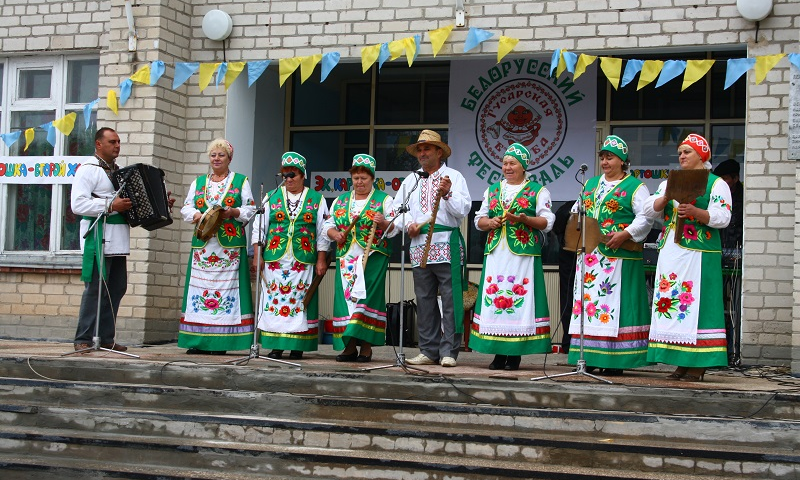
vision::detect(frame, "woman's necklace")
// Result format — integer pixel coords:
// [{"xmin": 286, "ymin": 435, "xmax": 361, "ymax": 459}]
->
[
  {"xmin": 286, "ymin": 189, "xmax": 303, "ymax": 218},
  {"xmin": 210, "ymin": 171, "xmax": 229, "ymax": 183}
]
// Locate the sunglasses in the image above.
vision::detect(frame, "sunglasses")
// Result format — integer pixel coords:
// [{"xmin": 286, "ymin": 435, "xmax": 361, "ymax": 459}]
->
[{"xmin": 281, "ymin": 172, "xmax": 298, "ymax": 179}]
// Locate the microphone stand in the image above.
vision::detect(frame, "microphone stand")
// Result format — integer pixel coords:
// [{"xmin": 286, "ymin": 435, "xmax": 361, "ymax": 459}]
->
[
  {"xmin": 533, "ymin": 167, "xmax": 610, "ymax": 383},
  {"xmin": 64, "ymin": 177, "xmax": 139, "ymax": 358},
  {"xmin": 228, "ymin": 178, "xmax": 300, "ymax": 367},
  {"xmin": 363, "ymin": 172, "xmax": 428, "ymax": 374}
]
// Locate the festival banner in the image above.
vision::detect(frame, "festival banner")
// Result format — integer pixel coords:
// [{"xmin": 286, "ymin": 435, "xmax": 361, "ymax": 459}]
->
[
  {"xmin": 311, "ymin": 170, "xmax": 409, "ymax": 199},
  {"xmin": 0, "ymin": 156, "xmax": 90, "ymax": 184},
  {"xmin": 448, "ymin": 57, "xmax": 597, "ymax": 201},
  {"xmin": 628, "ymin": 165, "xmax": 674, "ymax": 195}
]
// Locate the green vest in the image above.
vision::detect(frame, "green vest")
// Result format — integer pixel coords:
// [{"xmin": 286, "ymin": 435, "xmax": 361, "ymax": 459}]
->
[
  {"xmin": 658, "ymin": 174, "xmax": 722, "ymax": 252},
  {"xmin": 331, "ymin": 189, "xmax": 392, "ymax": 259},
  {"xmin": 582, "ymin": 174, "xmax": 644, "ymax": 260},
  {"xmin": 484, "ymin": 180, "xmax": 544, "ymax": 256},
  {"xmin": 262, "ymin": 187, "xmax": 324, "ymax": 264},
  {"xmin": 191, "ymin": 173, "xmax": 248, "ymax": 249}
]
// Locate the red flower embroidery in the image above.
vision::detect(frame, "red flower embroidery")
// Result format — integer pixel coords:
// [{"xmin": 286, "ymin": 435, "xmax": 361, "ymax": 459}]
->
[
  {"xmin": 224, "ymin": 196, "xmax": 235, "ymax": 207},
  {"xmin": 493, "ymin": 296, "xmax": 514, "ymax": 309},
  {"xmin": 516, "ymin": 197, "xmax": 529, "ymax": 209},
  {"xmin": 300, "ymin": 236, "xmax": 312, "ymax": 252},
  {"xmin": 268, "ymin": 236, "xmax": 281, "ymax": 250},
  {"xmin": 275, "ymin": 211, "xmax": 286, "ymax": 222},
  {"xmin": 279, "ymin": 306, "xmax": 291, "ymax": 317},
  {"xmin": 195, "ymin": 198, "xmax": 205, "ymax": 208},
  {"xmin": 657, "ymin": 298, "xmax": 672, "ymax": 313},
  {"xmin": 514, "ymin": 229, "xmax": 530, "ymax": 244},
  {"xmin": 302, "ymin": 212, "xmax": 313, "ymax": 223}
]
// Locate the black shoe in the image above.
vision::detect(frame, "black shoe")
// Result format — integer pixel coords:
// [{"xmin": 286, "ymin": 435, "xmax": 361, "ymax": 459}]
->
[
  {"xmin": 602, "ymin": 368, "xmax": 624, "ymax": 376},
  {"xmin": 186, "ymin": 348, "xmax": 210, "ymax": 355},
  {"xmin": 267, "ymin": 350, "xmax": 284, "ymax": 359},
  {"xmin": 504, "ymin": 355, "xmax": 521, "ymax": 371},
  {"xmin": 488, "ymin": 355, "xmax": 508, "ymax": 370},
  {"xmin": 336, "ymin": 352, "xmax": 358, "ymax": 362},
  {"xmin": 288, "ymin": 350, "xmax": 303, "ymax": 360},
  {"xmin": 356, "ymin": 354, "xmax": 372, "ymax": 363}
]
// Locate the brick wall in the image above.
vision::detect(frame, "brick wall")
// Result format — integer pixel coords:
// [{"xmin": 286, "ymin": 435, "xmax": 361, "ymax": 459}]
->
[{"xmin": 0, "ymin": 1, "xmax": 797, "ymax": 370}]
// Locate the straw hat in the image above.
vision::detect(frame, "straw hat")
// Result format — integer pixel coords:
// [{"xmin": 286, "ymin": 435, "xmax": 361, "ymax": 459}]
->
[{"xmin": 405, "ymin": 129, "xmax": 452, "ymax": 159}]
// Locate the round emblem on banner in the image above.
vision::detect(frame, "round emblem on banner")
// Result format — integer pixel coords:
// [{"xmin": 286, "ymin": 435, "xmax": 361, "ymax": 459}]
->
[{"xmin": 475, "ymin": 78, "xmax": 567, "ymax": 171}]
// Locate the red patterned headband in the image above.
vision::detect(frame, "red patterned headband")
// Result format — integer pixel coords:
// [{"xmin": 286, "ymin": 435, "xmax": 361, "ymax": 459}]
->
[{"xmin": 679, "ymin": 134, "xmax": 710, "ymax": 162}]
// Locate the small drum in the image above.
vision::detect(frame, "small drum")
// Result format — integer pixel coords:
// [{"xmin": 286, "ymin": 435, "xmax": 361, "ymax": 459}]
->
[
  {"xmin": 563, "ymin": 213, "xmax": 603, "ymax": 253},
  {"xmin": 196, "ymin": 205, "xmax": 224, "ymax": 241}
]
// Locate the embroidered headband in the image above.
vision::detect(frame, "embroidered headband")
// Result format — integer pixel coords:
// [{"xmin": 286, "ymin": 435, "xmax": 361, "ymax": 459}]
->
[
  {"xmin": 281, "ymin": 151, "xmax": 307, "ymax": 176},
  {"xmin": 504, "ymin": 143, "xmax": 531, "ymax": 169}
]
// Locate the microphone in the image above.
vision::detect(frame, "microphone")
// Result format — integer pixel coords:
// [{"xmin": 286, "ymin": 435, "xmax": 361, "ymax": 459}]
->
[
  {"xmin": 579, "ymin": 164, "xmax": 588, "ymax": 173},
  {"xmin": 415, "ymin": 170, "xmax": 430, "ymax": 178}
]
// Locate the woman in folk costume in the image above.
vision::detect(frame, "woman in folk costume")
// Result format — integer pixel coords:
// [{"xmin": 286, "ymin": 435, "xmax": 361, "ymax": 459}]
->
[
  {"xmin": 179, "ymin": 138, "xmax": 257, "ymax": 355},
  {"xmin": 567, "ymin": 135, "xmax": 653, "ymax": 376},
  {"xmin": 323, "ymin": 154, "xmax": 398, "ymax": 363},
  {"xmin": 471, "ymin": 143, "xmax": 555, "ymax": 371},
  {"xmin": 644, "ymin": 134, "xmax": 731, "ymax": 382},
  {"xmin": 252, "ymin": 152, "xmax": 330, "ymax": 360}
]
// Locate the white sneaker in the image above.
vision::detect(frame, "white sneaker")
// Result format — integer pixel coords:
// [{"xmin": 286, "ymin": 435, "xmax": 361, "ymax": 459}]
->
[
  {"xmin": 440, "ymin": 356, "xmax": 457, "ymax": 367},
  {"xmin": 406, "ymin": 354, "xmax": 435, "ymax": 365}
]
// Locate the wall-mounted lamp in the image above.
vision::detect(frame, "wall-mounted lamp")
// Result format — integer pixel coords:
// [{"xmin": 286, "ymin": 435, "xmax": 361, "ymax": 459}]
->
[
  {"xmin": 202, "ymin": 9, "xmax": 233, "ymax": 42},
  {"xmin": 736, "ymin": 0, "xmax": 773, "ymax": 22},
  {"xmin": 125, "ymin": 0, "xmax": 137, "ymax": 51},
  {"xmin": 455, "ymin": 0, "xmax": 465, "ymax": 28}
]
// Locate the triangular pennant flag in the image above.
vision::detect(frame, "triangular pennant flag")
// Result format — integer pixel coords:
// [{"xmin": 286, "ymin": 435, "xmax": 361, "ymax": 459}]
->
[
  {"xmin": 215, "ymin": 63, "xmax": 228, "ymax": 87},
  {"xmin": 378, "ymin": 43, "xmax": 391, "ymax": 71},
  {"xmin": 119, "ymin": 78, "xmax": 133, "ymax": 106},
  {"xmin": 0, "ymin": 131, "xmax": 22, "ymax": 148},
  {"xmin": 464, "ymin": 27, "xmax": 493, "ymax": 53},
  {"xmin": 682, "ymin": 59, "xmax": 715, "ymax": 91},
  {"xmin": 173, "ymin": 62, "xmax": 199, "ymax": 89},
  {"xmin": 429, "ymin": 25, "xmax": 454, "ymax": 58},
  {"xmin": 620, "ymin": 59, "xmax": 643, "ymax": 88},
  {"xmin": 247, "ymin": 60, "xmax": 270, "ymax": 87},
  {"xmin": 789, "ymin": 53, "xmax": 800, "ymax": 71},
  {"xmin": 599, "ymin": 57, "xmax": 623, "ymax": 90},
  {"xmin": 129, "ymin": 64, "xmax": 151, "ymax": 84},
  {"xmin": 637, "ymin": 60, "xmax": 663, "ymax": 90},
  {"xmin": 549, "ymin": 49, "xmax": 561, "ymax": 77},
  {"xmin": 53, "ymin": 112, "xmax": 77, "ymax": 136},
  {"xmin": 45, "ymin": 123, "xmax": 57, "ymax": 147},
  {"xmin": 574, "ymin": 54, "xmax": 597, "ymax": 80},
  {"xmin": 106, "ymin": 90, "xmax": 119, "ymax": 115},
  {"xmin": 24, "ymin": 128, "xmax": 35, "ymax": 151},
  {"xmin": 556, "ymin": 51, "xmax": 570, "ymax": 78},
  {"xmin": 300, "ymin": 54, "xmax": 322, "ymax": 83},
  {"xmin": 279, "ymin": 57, "xmax": 301, "ymax": 87},
  {"xmin": 320, "ymin": 52, "xmax": 340, "ymax": 82},
  {"xmin": 199, "ymin": 62, "xmax": 221, "ymax": 92},
  {"xmin": 83, "ymin": 99, "xmax": 99, "ymax": 129},
  {"xmin": 497, "ymin": 36, "xmax": 519, "ymax": 64},
  {"xmin": 389, "ymin": 40, "xmax": 405, "ymax": 61},
  {"xmin": 150, "ymin": 60, "xmax": 165, "ymax": 85},
  {"xmin": 754, "ymin": 53, "xmax": 785, "ymax": 84},
  {"xmin": 224, "ymin": 62, "xmax": 245, "ymax": 89},
  {"xmin": 361, "ymin": 44, "xmax": 380, "ymax": 73},
  {"xmin": 403, "ymin": 37, "xmax": 417, "ymax": 67},
  {"xmin": 655, "ymin": 60, "xmax": 686, "ymax": 88},
  {"xmin": 563, "ymin": 51, "xmax": 578, "ymax": 74},
  {"xmin": 413, "ymin": 34, "xmax": 421, "ymax": 64},
  {"xmin": 724, "ymin": 58, "xmax": 756, "ymax": 89}
]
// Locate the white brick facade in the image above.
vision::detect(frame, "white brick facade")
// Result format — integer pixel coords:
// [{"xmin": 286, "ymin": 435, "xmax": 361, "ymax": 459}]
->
[{"xmin": 0, "ymin": 0, "xmax": 798, "ymax": 372}]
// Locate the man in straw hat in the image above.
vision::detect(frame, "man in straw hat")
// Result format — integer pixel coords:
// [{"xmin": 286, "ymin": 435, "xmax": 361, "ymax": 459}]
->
[{"xmin": 394, "ymin": 130, "xmax": 471, "ymax": 367}]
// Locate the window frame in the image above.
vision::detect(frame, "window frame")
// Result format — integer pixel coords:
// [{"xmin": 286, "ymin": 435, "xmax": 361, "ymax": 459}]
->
[{"xmin": 0, "ymin": 55, "xmax": 99, "ymax": 268}]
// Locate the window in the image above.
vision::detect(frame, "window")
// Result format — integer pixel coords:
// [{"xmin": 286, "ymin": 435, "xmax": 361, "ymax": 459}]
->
[{"xmin": 0, "ymin": 56, "xmax": 98, "ymax": 267}]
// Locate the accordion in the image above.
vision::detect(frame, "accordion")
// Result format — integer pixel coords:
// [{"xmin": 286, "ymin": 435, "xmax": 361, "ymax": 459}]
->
[{"xmin": 112, "ymin": 163, "xmax": 173, "ymax": 231}]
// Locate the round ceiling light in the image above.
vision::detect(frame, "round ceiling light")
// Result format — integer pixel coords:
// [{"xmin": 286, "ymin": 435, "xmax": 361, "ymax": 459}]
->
[
  {"xmin": 202, "ymin": 9, "xmax": 233, "ymax": 41},
  {"xmin": 736, "ymin": 0, "xmax": 773, "ymax": 22}
]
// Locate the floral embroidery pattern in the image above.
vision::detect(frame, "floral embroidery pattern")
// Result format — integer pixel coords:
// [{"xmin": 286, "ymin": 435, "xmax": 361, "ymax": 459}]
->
[
  {"xmin": 339, "ymin": 255, "xmax": 361, "ymax": 301},
  {"xmin": 571, "ymin": 253, "xmax": 618, "ymax": 324},
  {"xmin": 193, "ymin": 248, "xmax": 240, "ymax": 269},
  {"xmin": 653, "ymin": 272, "xmax": 695, "ymax": 321},
  {"xmin": 712, "ymin": 194, "xmax": 731, "ymax": 211},
  {"xmin": 482, "ymin": 275, "xmax": 529, "ymax": 314},
  {"xmin": 264, "ymin": 275, "xmax": 307, "ymax": 317},
  {"xmin": 192, "ymin": 289, "xmax": 235, "ymax": 315}
]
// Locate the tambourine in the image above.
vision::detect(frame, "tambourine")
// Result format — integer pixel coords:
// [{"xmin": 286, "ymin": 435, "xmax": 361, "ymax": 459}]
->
[{"xmin": 196, "ymin": 205, "xmax": 224, "ymax": 241}]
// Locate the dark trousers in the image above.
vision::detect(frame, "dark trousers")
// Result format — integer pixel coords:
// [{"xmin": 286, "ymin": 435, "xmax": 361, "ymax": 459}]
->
[
  {"xmin": 412, "ymin": 263, "xmax": 461, "ymax": 361},
  {"xmin": 75, "ymin": 256, "xmax": 127, "ymax": 345},
  {"xmin": 558, "ymin": 251, "xmax": 577, "ymax": 352}
]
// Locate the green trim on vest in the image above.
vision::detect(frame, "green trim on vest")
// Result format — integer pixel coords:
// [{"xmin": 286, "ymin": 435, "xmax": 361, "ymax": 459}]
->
[
  {"xmin": 262, "ymin": 187, "xmax": 323, "ymax": 264},
  {"xmin": 484, "ymin": 180, "xmax": 544, "ymax": 256},
  {"xmin": 191, "ymin": 173, "xmax": 248, "ymax": 249},
  {"xmin": 582, "ymin": 174, "xmax": 644, "ymax": 260},
  {"xmin": 331, "ymin": 189, "xmax": 392, "ymax": 258},
  {"xmin": 658, "ymin": 173, "xmax": 722, "ymax": 252}
]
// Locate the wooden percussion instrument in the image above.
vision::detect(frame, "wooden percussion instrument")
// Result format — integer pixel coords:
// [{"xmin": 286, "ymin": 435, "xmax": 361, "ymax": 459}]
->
[
  {"xmin": 302, "ymin": 213, "xmax": 360, "ymax": 309},
  {"xmin": 196, "ymin": 205, "xmax": 224, "ymax": 241},
  {"xmin": 665, "ymin": 169, "xmax": 709, "ymax": 243},
  {"xmin": 361, "ymin": 219, "xmax": 378, "ymax": 270},
  {"xmin": 564, "ymin": 213, "xmax": 643, "ymax": 253}
]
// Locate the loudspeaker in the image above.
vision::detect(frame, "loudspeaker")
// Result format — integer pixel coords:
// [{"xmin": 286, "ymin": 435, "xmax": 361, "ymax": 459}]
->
[{"xmin": 385, "ymin": 300, "xmax": 416, "ymax": 347}]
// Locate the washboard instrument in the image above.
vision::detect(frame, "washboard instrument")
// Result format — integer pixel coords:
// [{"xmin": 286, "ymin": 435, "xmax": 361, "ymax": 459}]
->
[{"xmin": 112, "ymin": 163, "xmax": 173, "ymax": 231}]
